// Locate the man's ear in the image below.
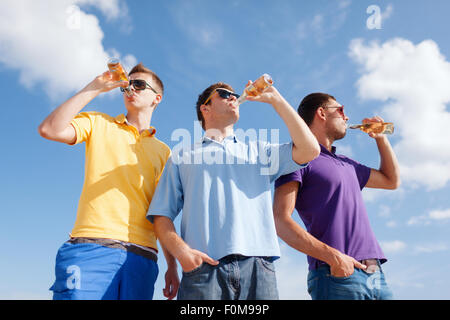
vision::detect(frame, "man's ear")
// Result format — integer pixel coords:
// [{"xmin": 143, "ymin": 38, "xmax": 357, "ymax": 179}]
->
[
  {"xmin": 316, "ymin": 107, "xmax": 327, "ymax": 121},
  {"xmin": 200, "ymin": 104, "xmax": 210, "ymax": 115},
  {"xmin": 154, "ymin": 94, "xmax": 162, "ymax": 105}
]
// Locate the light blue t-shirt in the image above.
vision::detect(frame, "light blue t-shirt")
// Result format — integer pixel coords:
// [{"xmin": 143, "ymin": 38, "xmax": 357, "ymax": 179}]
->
[{"xmin": 147, "ymin": 135, "xmax": 306, "ymax": 260}]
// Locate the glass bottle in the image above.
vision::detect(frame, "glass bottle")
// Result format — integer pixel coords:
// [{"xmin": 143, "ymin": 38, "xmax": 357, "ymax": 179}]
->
[
  {"xmin": 347, "ymin": 122, "xmax": 394, "ymax": 134},
  {"xmin": 236, "ymin": 74, "xmax": 274, "ymax": 105},
  {"xmin": 107, "ymin": 58, "xmax": 132, "ymax": 97}
]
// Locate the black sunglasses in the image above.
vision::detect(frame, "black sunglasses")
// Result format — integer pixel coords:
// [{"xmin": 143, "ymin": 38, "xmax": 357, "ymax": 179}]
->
[
  {"xmin": 204, "ymin": 88, "xmax": 240, "ymax": 105},
  {"xmin": 120, "ymin": 79, "xmax": 158, "ymax": 94},
  {"xmin": 323, "ymin": 105, "xmax": 344, "ymax": 114}
]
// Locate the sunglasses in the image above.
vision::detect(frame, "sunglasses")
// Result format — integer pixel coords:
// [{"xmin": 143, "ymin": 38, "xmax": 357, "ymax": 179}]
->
[
  {"xmin": 204, "ymin": 88, "xmax": 240, "ymax": 105},
  {"xmin": 120, "ymin": 79, "xmax": 158, "ymax": 94},
  {"xmin": 323, "ymin": 105, "xmax": 344, "ymax": 114}
]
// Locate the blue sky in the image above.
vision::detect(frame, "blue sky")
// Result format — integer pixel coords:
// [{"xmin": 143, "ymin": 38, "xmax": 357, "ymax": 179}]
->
[{"xmin": 1, "ymin": 0, "xmax": 449, "ymax": 299}]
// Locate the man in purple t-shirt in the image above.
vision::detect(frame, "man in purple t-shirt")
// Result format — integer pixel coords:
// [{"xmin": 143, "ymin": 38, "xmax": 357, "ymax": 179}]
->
[{"xmin": 274, "ymin": 92, "xmax": 400, "ymax": 300}]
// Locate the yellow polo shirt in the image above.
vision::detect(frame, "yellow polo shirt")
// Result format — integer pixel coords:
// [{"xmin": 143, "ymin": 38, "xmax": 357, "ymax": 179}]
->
[{"xmin": 69, "ymin": 112, "xmax": 170, "ymax": 250}]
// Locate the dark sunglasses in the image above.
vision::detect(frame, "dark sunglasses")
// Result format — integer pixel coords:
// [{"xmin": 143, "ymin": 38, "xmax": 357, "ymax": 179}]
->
[
  {"xmin": 120, "ymin": 79, "xmax": 158, "ymax": 94},
  {"xmin": 323, "ymin": 105, "xmax": 344, "ymax": 114},
  {"xmin": 204, "ymin": 88, "xmax": 240, "ymax": 105}
]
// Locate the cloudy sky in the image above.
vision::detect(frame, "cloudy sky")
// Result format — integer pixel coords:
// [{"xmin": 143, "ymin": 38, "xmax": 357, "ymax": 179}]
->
[{"xmin": 1, "ymin": 0, "xmax": 449, "ymax": 300}]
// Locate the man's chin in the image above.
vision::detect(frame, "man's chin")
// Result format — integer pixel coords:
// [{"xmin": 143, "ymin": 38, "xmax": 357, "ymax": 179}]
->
[{"xmin": 335, "ymin": 130, "xmax": 347, "ymax": 141}]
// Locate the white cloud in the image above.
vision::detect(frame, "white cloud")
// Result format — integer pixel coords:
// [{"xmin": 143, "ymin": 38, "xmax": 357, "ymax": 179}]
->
[
  {"xmin": 429, "ymin": 209, "xmax": 450, "ymax": 220},
  {"xmin": 381, "ymin": 4, "xmax": 394, "ymax": 21},
  {"xmin": 296, "ymin": 2, "xmax": 348, "ymax": 45},
  {"xmin": 380, "ymin": 240, "xmax": 407, "ymax": 254},
  {"xmin": 334, "ymin": 143, "xmax": 354, "ymax": 158},
  {"xmin": 414, "ymin": 243, "xmax": 448, "ymax": 254},
  {"xmin": 168, "ymin": 2, "xmax": 223, "ymax": 48},
  {"xmin": 275, "ymin": 243, "xmax": 310, "ymax": 300},
  {"xmin": 386, "ymin": 220, "xmax": 397, "ymax": 228},
  {"xmin": 349, "ymin": 38, "xmax": 450, "ymax": 190},
  {"xmin": 407, "ymin": 215, "xmax": 429, "ymax": 226},
  {"xmin": 362, "ymin": 186, "xmax": 404, "ymax": 203},
  {"xmin": 408, "ymin": 208, "xmax": 450, "ymax": 226},
  {"xmin": 339, "ymin": 0, "xmax": 352, "ymax": 9},
  {"xmin": 378, "ymin": 205, "xmax": 391, "ymax": 218},
  {"xmin": 0, "ymin": 0, "xmax": 135, "ymax": 101},
  {"xmin": 77, "ymin": 0, "xmax": 125, "ymax": 20}
]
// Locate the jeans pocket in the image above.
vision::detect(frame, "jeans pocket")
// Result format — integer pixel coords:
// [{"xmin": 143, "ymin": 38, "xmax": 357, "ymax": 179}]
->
[
  {"xmin": 329, "ymin": 271, "xmax": 355, "ymax": 281},
  {"xmin": 307, "ymin": 275, "xmax": 318, "ymax": 295},
  {"xmin": 257, "ymin": 257, "xmax": 276, "ymax": 273},
  {"xmin": 182, "ymin": 262, "xmax": 206, "ymax": 276}
]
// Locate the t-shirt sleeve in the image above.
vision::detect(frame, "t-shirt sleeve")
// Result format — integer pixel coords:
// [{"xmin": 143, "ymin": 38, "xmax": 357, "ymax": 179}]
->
[
  {"xmin": 345, "ymin": 156, "xmax": 371, "ymax": 190},
  {"xmin": 147, "ymin": 155, "xmax": 184, "ymax": 223},
  {"xmin": 70, "ymin": 112, "xmax": 95, "ymax": 144},
  {"xmin": 262, "ymin": 141, "xmax": 307, "ymax": 184},
  {"xmin": 357, "ymin": 164, "xmax": 372, "ymax": 190},
  {"xmin": 275, "ymin": 168, "xmax": 304, "ymax": 189}
]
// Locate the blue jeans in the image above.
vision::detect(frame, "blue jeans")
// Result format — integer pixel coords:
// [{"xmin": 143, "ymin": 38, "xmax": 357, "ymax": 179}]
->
[
  {"xmin": 307, "ymin": 263, "xmax": 393, "ymax": 300},
  {"xmin": 50, "ymin": 242, "xmax": 158, "ymax": 300},
  {"xmin": 177, "ymin": 255, "xmax": 279, "ymax": 300}
]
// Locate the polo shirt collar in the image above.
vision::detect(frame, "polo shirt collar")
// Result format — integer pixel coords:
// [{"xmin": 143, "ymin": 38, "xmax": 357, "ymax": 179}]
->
[
  {"xmin": 114, "ymin": 114, "xmax": 157, "ymax": 137},
  {"xmin": 202, "ymin": 135, "xmax": 238, "ymax": 144},
  {"xmin": 114, "ymin": 114, "xmax": 127, "ymax": 124},
  {"xmin": 320, "ymin": 144, "xmax": 337, "ymax": 155}
]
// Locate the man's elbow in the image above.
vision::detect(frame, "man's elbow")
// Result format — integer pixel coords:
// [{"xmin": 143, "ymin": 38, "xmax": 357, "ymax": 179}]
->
[
  {"xmin": 37, "ymin": 122, "xmax": 52, "ymax": 140},
  {"xmin": 389, "ymin": 177, "xmax": 401, "ymax": 190},
  {"xmin": 152, "ymin": 215, "xmax": 170, "ymax": 237},
  {"xmin": 381, "ymin": 175, "xmax": 401, "ymax": 190},
  {"xmin": 293, "ymin": 143, "xmax": 320, "ymax": 164},
  {"xmin": 310, "ymin": 143, "xmax": 321, "ymax": 160}
]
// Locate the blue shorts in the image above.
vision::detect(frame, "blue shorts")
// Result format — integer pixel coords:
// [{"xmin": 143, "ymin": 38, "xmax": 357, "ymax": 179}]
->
[{"xmin": 50, "ymin": 241, "xmax": 158, "ymax": 300}]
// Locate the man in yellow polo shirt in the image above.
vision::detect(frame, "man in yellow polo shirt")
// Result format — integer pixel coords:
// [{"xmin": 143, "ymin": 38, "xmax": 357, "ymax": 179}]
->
[{"xmin": 38, "ymin": 63, "xmax": 179, "ymax": 300}]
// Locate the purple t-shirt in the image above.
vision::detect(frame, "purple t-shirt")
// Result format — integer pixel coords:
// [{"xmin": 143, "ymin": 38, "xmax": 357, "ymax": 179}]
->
[{"xmin": 275, "ymin": 145, "xmax": 386, "ymax": 270}]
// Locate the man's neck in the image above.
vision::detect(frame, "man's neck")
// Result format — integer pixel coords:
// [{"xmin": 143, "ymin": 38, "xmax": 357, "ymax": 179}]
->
[
  {"xmin": 310, "ymin": 126, "xmax": 334, "ymax": 152},
  {"xmin": 126, "ymin": 108, "xmax": 153, "ymax": 133},
  {"xmin": 204, "ymin": 124, "xmax": 234, "ymax": 142}
]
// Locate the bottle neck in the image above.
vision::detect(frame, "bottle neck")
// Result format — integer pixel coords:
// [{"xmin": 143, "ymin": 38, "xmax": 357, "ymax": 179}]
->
[{"xmin": 236, "ymin": 91, "xmax": 248, "ymax": 105}]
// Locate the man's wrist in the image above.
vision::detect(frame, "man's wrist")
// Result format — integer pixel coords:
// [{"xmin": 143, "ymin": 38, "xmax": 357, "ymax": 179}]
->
[
  {"xmin": 270, "ymin": 91, "xmax": 288, "ymax": 110},
  {"xmin": 166, "ymin": 260, "xmax": 178, "ymax": 269},
  {"xmin": 323, "ymin": 246, "xmax": 342, "ymax": 267}
]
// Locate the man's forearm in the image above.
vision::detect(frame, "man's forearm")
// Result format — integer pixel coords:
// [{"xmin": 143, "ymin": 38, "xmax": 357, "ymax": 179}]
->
[
  {"xmin": 160, "ymin": 241, "xmax": 178, "ymax": 270},
  {"xmin": 376, "ymin": 136, "xmax": 401, "ymax": 188},
  {"xmin": 39, "ymin": 86, "xmax": 100, "ymax": 134},
  {"xmin": 275, "ymin": 215, "xmax": 338, "ymax": 265},
  {"xmin": 153, "ymin": 216, "xmax": 190, "ymax": 262}
]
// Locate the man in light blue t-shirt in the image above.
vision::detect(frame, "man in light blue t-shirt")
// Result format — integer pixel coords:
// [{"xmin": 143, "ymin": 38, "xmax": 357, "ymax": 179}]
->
[{"xmin": 147, "ymin": 81, "xmax": 320, "ymax": 300}]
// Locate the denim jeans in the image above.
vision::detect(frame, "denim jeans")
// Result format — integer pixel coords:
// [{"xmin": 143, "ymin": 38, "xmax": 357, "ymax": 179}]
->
[
  {"xmin": 307, "ymin": 262, "xmax": 393, "ymax": 300},
  {"xmin": 177, "ymin": 255, "xmax": 279, "ymax": 300}
]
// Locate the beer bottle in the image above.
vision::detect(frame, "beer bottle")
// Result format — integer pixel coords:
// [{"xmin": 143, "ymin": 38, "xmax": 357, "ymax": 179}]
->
[
  {"xmin": 237, "ymin": 74, "xmax": 274, "ymax": 105},
  {"xmin": 107, "ymin": 58, "xmax": 132, "ymax": 97},
  {"xmin": 348, "ymin": 122, "xmax": 394, "ymax": 134}
]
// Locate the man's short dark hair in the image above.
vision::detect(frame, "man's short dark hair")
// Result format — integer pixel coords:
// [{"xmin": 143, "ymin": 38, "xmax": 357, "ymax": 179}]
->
[
  {"xmin": 196, "ymin": 82, "xmax": 234, "ymax": 130},
  {"xmin": 297, "ymin": 92, "xmax": 336, "ymax": 126},
  {"xmin": 129, "ymin": 62, "xmax": 164, "ymax": 95}
]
